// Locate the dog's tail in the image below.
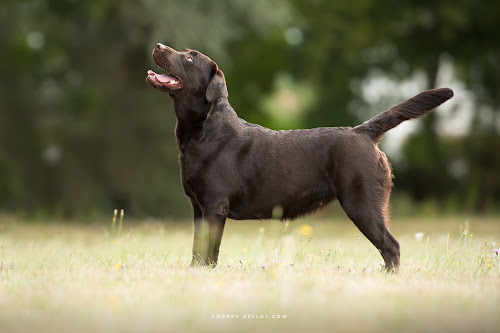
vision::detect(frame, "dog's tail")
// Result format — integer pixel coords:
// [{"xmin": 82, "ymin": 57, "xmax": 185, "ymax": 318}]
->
[{"xmin": 354, "ymin": 88, "xmax": 454, "ymax": 143}]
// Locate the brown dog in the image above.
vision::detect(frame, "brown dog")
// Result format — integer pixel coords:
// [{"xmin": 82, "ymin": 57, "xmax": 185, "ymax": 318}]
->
[{"xmin": 147, "ymin": 43, "xmax": 453, "ymax": 271}]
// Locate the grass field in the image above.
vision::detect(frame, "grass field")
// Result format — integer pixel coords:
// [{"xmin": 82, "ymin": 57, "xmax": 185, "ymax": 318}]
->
[{"xmin": 0, "ymin": 213, "xmax": 499, "ymax": 332}]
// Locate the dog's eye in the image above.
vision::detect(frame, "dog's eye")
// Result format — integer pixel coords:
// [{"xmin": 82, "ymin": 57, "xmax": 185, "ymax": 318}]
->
[{"xmin": 186, "ymin": 56, "xmax": 194, "ymax": 63}]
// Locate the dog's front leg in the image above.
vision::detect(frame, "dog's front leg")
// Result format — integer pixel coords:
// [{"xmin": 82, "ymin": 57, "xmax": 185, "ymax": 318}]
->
[
  {"xmin": 190, "ymin": 200, "xmax": 228, "ymax": 267},
  {"xmin": 207, "ymin": 216, "xmax": 226, "ymax": 266},
  {"xmin": 204, "ymin": 200, "xmax": 229, "ymax": 266},
  {"xmin": 190, "ymin": 204, "xmax": 209, "ymax": 266}
]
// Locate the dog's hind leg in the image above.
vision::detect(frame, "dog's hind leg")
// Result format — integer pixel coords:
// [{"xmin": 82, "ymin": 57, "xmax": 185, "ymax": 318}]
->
[{"xmin": 337, "ymin": 173, "xmax": 400, "ymax": 272}]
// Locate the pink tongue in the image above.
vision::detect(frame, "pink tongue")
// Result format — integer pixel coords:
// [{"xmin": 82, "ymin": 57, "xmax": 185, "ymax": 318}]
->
[{"xmin": 156, "ymin": 74, "xmax": 176, "ymax": 83}]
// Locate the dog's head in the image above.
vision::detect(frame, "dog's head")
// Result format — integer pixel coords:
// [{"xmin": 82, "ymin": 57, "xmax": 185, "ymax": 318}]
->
[{"xmin": 147, "ymin": 43, "xmax": 228, "ymax": 103}]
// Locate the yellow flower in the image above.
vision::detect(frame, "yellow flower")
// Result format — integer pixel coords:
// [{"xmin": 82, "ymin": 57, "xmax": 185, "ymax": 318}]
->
[
  {"xmin": 106, "ymin": 295, "xmax": 120, "ymax": 309},
  {"xmin": 242, "ymin": 247, "xmax": 248, "ymax": 253},
  {"xmin": 113, "ymin": 263, "xmax": 122, "ymax": 270},
  {"xmin": 299, "ymin": 224, "xmax": 313, "ymax": 236}
]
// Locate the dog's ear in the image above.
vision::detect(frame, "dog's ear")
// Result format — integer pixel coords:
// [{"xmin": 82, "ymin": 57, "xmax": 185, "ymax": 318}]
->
[{"xmin": 206, "ymin": 65, "xmax": 228, "ymax": 102}]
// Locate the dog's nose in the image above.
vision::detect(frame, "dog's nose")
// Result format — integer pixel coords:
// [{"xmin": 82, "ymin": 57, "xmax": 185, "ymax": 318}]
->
[{"xmin": 156, "ymin": 43, "xmax": 167, "ymax": 51}]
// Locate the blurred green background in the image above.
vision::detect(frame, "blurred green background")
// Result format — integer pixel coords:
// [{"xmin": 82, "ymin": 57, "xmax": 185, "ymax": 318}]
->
[{"xmin": 1, "ymin": 0, "xmax": 499, "ymax": 219}]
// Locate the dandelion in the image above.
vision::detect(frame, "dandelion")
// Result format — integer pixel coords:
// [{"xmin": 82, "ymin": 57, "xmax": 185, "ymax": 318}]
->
[
  {"xmin": 107, "ymin": 295, "xmax": 120, "ymax": 307},
  {"xmin": 242, "ymin": 247, "xmax": 248, "ymax": 253},
  {"xmin": 113, "ymin": 263, "xmax": 122, "ymax": 270},
  {"xmin": 461, "ymin": 221, "xmax": 470, "ymax": 236},
  {"xmin": 299, "ymin": 224, "xmax": 313, "ymax": 237},
  {"xmin": 112, "ymin": 209, "xmax": 118, "ymax": 232},
  {"xmin": 415, "ymin": 232, "xmax": 424, "ymax": 242},
  {"xmin": 119, "ymin": 209, "xmax": 124, "ymax": 232}
]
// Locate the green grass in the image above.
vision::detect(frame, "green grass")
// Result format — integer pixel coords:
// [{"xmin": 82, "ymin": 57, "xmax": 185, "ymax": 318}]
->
[{"xmin": 0, "ymin": 214, "xmax": 499, "ymax": 332}]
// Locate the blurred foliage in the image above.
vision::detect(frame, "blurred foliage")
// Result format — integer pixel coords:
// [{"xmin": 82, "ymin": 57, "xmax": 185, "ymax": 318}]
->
[{"xmin": 0, "ymin": 0, "xmax": 499, "ymax": 218}]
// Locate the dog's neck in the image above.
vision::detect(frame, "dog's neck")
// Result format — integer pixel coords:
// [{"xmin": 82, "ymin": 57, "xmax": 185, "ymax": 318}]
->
[
  {"xmin": 173, "ymin": 98, "xmax": 232, "ymax": 153},
  {"xmin": 173, "ymin": 98, "xmax": 210, "ymax": 152},
  {"xmin": 174, "ymin": 98, "xmax": 242, "ymax": 155}
]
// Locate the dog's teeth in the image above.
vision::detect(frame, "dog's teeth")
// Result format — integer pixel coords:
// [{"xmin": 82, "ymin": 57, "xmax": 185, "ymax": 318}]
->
[{"xmin": 171, "ymin": 80, "xmax": 178, "ymax": 84}]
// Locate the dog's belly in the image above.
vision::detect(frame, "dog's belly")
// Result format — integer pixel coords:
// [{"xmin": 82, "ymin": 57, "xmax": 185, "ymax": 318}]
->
[{"xmin": 227, "ymin": 181, "xmax": 336, "ymax": 220}]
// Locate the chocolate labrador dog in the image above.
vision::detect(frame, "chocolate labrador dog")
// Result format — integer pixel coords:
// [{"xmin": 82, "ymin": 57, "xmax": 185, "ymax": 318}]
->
[{"xmin": 146, "ymin": 43, "xmax": 453, "ymax": 271}]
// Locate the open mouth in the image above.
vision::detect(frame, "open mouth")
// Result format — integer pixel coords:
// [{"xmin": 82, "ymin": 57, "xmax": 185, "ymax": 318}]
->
[{"xmin": 147, "ymin": 70, "xmax": 183, "ymax": 90}]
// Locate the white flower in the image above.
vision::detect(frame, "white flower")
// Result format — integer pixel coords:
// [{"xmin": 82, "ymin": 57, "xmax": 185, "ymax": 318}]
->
[{"xmin": 415, "ymin": 232, "xmax": 424, "ymax": 242}]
